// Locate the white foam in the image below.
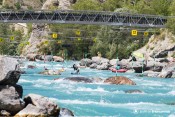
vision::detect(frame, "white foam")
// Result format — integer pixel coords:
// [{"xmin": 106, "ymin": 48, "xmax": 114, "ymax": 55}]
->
[
  {"xmin": 169, "ymin": 114, "xmax": 175, "ymax": 117},
  {"xmin": 138, "ymin": 80, "xmax": 165, "ymax": 87},
  {"xmin": 35, "ymin": 79, "xmax": 52, "ymax": 85},
  {"xmin": 18, "ymin": 79, "xmax": 33, "ymax": 83},
  {"xmin": 56, "ymin": 99, "xmax": 172, "ymax": 111},
  {"xmin": 49, "ymin": 97, "xmax": 59, "ymax": 102},
  {"xmin": 75, "ymin": 87, "xmax": 108, "ymax": 92},
  {"xmin": 33, "ymin": 84, "xmax": 43, "ymax": 88},
  {"xmin": 54, "ymin": 64, "xmax": 62, "ymax": 67},
  {"xmin": 168, "ymin": 91, "xmax": 175, "ymax": 95}
]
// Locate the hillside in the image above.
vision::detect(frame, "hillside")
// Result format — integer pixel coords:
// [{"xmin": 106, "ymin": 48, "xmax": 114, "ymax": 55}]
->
[{"xmin": 0, "ymin": 0, "xmax": 175, "ymax": 60}]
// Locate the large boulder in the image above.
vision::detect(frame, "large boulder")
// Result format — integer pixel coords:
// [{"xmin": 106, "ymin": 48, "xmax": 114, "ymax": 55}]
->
[
  {"xmin": 0, "ymin": 71, "xmax": 21, "ymax": 85},
  {"xmin": 21, "ymin": 94, "xmax": 60, "ymax": 116},
  {"xmin": 0, "ymin": 110, "xmax": 11, "ymax": 116},
  {"xmin": 64, "ymin": 77, "xmax": 93, "ymax": 83},
  {"xmin": 143, "ymin": 71, "xmax": 159, "ymax": 77},
  {"xmin": 89, "ymin": 63, "xmax": 97, "ymax": 69},
  {"xmin": 80, "ymin": 58, "xmax": 92, "ymax": 67},
  {"xmin": 145, "ymin": 61, "xmax": 165, "ymax": 72},
  {"xmin": 0, "ymin": 85, "xmax": 25, "ymax": 115},
  {"xmin": 97, "ymin": 63, "xmax": 109, "ymax": 70},
  {"xmin": 42, "ymin": 0, "xmax": 59, "ymax": 10},
  {"xmin": 53, "ymin": 56, "xmax": 64, "ymax": 62},
  {"xmin": 69, "ymin": 0, "xmax": 77, "ymax": 4},
  {"xmin": 92, "ymin": 57, "xmax": 109, "ymax": 64},
  {"xmin": 158, "ymin": 71, "xmax": 173, "ymax": 78},
  {"xmin": 132, "ymin": 61, "xmax": 146, "ymax": 73},
  {"xmin": 15, "ymin": 104, "xmax": 48, "ymax": 117},
  {"xmin": 0, "ymin": 56, "xmax": 18, "ymax": 81},
  {"xmin": 59, "ymin": 108, "xmax": 74, "ymax": 117},
  {"xmin": 119, "ymin": 59, "xmax": 131, "ymax": 69},
  {"xmin": 158, "ymin": 62, "xmax": 175, "ymax": 78},
  {"xmin": 35, "ymin": 55, "xmax": 43, "ymax": 60},
  {"xmin": 91, "ymin": 56, "xmax": 101, "ymax": 65},
  {"xmin": 109, "ymin": 59, "xmax": 118, "ymax": 66},
  {"xmin": 100, "ymin": 58, "xmax": 109, "ymax": 64},
  {"xmin": 26, "ymin": 54, "xmax": 37, "ymax": 61},
  {"xmin": 104, "ymin": 76, "xmax": 136, "ymax": 85},
  {"xmin": 155, "ymin": 51, "xmax": 168, "ymax": 58},
  {"xmin": 44, "ymin": 55, "xmax": 53, "ymax": 62},
  {"xmin": 155, "ymin": 58, "xmax": 170, "ymax": 63}
]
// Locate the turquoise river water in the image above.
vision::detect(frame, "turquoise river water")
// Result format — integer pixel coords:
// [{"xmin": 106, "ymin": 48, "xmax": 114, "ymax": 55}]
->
[{"xmin": 18, "ymin": 61, "xmax": 175, "ymax": 117}]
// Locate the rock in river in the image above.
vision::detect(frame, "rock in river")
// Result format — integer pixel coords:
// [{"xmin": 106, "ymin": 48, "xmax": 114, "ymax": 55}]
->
[
  {"xmin": 125, "ymin": 90, "xmax": 143, "ymax": 94},
  {"xmin": 80, "ymin": 58, "xmax": 92, "ymax": 67},
  {"xmin": 104, "ymin": 76, "xmax": 136, "ymax": 85},
  {"xmin": 59, "ymin": 108, "xmax": 74, "ymax": 117},
  {"xmin": 64, "ymin": 77, "xmax": 93, "ymax": 83}
]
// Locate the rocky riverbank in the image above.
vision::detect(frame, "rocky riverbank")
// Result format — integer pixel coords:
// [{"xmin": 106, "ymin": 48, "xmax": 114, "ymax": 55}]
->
[
  {"xmin": 0, "ymin": 56, "xmax": 74, "ymax": 117},
  {"xmin": 27, "ymin": 54, "xmax": 64, "ymax": 62},
  {"xmin": 79, "ymin": 56, "xmax": 175, "ymax": 78}
]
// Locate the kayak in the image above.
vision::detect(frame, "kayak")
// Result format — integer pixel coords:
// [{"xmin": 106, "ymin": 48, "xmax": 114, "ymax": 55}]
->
[{"xmin": 109, "ymin": 68, "xmax": 127, "ymax": 73}]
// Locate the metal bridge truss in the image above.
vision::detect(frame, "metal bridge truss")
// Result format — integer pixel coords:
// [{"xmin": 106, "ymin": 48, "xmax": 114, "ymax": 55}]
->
[{"xmin": 0, "ymin": 10, "xmax": 168, "ymax": 28}]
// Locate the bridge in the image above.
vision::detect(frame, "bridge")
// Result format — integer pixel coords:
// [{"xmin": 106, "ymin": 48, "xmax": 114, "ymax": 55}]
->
[{"xmin": 0, "ymin": 10, "xmax": 168, "ymax": 28}]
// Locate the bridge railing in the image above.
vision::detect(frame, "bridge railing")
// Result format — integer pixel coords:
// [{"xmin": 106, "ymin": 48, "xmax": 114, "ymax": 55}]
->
[{"xmin": 0, "ymin": 10, "xmax": 168, "ymax": 27}]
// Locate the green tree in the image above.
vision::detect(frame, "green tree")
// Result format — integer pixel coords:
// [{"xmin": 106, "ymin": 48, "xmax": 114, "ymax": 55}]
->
[
  {"xmin": 166, "ymin": 0, "xmax": 175, "ymax": 34},
  {"xmin": 102, "ymin": 0, "xmax": 122, "ymax": 11},
  {"xmin": 15, "ymin": 2, "xmax": 21, "ymax": 10},
  {"xmin": 72, "ymin": 0, "xmax": 103, "ymax": 10}
]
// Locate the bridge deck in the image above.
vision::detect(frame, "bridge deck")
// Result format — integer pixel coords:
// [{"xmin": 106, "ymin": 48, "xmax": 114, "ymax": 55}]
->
[{"xmin": 0, "ymin": 10, "xmax": 167, "ymax": 27}]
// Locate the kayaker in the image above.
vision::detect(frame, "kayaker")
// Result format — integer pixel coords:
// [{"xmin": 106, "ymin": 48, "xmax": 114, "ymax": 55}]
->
[{"xmin": 72, "ymin": 64, "xmax": 80, "ymax": 74}]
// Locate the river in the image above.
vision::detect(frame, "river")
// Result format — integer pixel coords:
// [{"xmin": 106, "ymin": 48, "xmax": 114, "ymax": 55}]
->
[{"xmin": 18, "ymin": 61, "xmax": 175, "ymax": 117}]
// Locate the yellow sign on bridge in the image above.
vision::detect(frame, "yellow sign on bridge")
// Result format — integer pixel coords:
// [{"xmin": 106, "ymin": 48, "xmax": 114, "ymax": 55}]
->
[
  {"xmin": 76, "ymin": 30, "xmax": 81, "ymax": 36},
  {"xmin": 144, "ymin": 32, "xmax": 149, "ymax": 36},
  {"xmin": 52, "ymin": 33, "xmax": 58, "ymax": 39},
  {"xmin": 0, "ymin": 38, "xmax": 3, "ymax": 42},
  {"xmin": 10, "ymin": 36, "xmax": 15, "ymax": 41},
  {"xmin": 131, "ymin": 30, "xmax": 138, "ymax": 36}
]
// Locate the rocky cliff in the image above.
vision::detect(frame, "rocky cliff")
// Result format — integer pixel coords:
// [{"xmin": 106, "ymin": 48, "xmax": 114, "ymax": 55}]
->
[
  {"xmin": 135, "ymin": 29, "xmax": 175, "ymax": 58},
  {"xmin": 22, "ymin": 24, "xmax": 49, "ymax": 55},
  {"xmin": 2, "ymin": 0, "xmax": 46, "ymax": 9},
  {"xmin": 21, "ymin": 0, "xmax": 77, "ymax": 55}
]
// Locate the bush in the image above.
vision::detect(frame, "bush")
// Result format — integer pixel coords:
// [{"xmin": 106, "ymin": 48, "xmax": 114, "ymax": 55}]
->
[{"xmin": 15, "ymin": 2, "xmax": 21, "ymax": 10}]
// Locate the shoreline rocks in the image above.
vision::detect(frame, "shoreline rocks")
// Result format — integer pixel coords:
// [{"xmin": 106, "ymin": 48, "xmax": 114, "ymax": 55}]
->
[
  {"xmin": 79, "ymin": 56, "xmax": 175, "ymax": 79},
  {"xmin": 15, "ymin": 94, "xmax": 60, "ymax": 117},
  {"xmin": 0, "ymin": 71, "xmax": 21, "ymax": 85},
  {"xmin": 0, "ymin": 56, "xmax": 25, "ymax": 116},
  {"xmin": 0, "ymin": 56, "xmax": 19, "ymax": 81},
  {"xmin": 0, "ymin": 56, "xmax": 74, "ymax": 116},
  {"xmin": 0, "ymin": 85, "xmax": 25, "ymax": 116}
]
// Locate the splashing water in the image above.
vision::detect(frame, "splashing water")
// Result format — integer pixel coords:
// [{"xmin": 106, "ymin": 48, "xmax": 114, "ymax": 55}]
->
[{"xmin": 18, "ymin": 61, "xmax": 175, "ymax": 116}]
